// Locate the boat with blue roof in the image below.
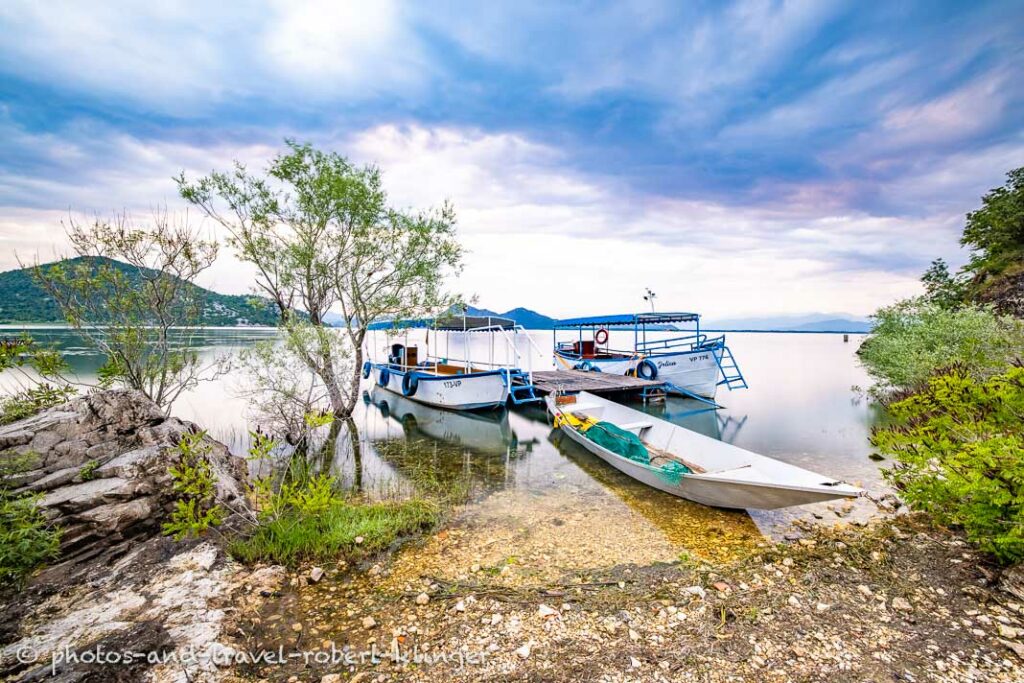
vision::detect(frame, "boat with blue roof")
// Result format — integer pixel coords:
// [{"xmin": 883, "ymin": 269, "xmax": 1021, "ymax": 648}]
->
[
  {"xmin": 553, "ymin": 311, "xmax": 747, "ymax": 400},
  {"xmin": 363, "ymin": 314, "xmax": 541, "ymax": 411}
]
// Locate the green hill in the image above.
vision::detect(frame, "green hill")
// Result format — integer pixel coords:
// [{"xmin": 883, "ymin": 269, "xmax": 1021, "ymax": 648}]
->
[{"xmin": 0, "ymin": 256, "xmax": 281, "ymax": 326}]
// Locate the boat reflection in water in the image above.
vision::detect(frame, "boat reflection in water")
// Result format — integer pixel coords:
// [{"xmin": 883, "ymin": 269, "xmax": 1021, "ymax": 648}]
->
[{"xmin": 359, "ymin": 388, "xmax": 534, "ymax": 500}]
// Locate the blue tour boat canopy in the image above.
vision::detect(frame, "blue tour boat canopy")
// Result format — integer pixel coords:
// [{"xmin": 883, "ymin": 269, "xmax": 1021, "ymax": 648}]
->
[
  {"xmin": 553, "ymin": 312, "xmax": 700, "ymax": 328},
  {"xmin": 368, "ymin": 314, "xmax": 516, "ymax": 331}
]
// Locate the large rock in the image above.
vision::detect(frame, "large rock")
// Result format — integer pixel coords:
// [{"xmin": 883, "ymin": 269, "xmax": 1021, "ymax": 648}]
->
[
  {"xmin": 0, "ymin": 390, "xmax": 258, "ymax": 683},
  {"xmin": 0, "ymin": 389, "xmax": 249, "ymax": 569}
]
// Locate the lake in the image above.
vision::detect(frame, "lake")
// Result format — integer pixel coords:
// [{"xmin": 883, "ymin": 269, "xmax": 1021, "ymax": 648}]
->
[{"xmin": 0, "ymin": 325, "xmax": 886, "ymax": 556}]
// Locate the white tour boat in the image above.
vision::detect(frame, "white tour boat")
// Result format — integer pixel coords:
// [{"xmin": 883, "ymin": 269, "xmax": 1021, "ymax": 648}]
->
[
  {"xmin": 553, "ymin": 312, "xmax": 746, "ymax": 400},
  {"xmin": 364, "ymin": 315, "xmax": 541, "ymax": 412}
]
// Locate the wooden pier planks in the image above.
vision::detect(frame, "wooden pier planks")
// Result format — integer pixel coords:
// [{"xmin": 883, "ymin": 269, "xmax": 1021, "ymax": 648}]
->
[{"xmin": 526, "ymin": 369, "xmax": 665, "ymax": 396}]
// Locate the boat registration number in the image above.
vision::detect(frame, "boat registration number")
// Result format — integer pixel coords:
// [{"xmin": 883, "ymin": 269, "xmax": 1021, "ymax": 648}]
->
[
  {"xmin": 443, "ymin": 380, "xmax": 463, "ymax": 389},
  {"xmin": 688, "ymin": 354, "xmax": 710, "ymax": 363}
]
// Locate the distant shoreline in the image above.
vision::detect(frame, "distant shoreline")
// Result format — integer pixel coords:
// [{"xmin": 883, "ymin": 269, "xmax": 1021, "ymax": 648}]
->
[{"xmin": 0, "ymin": 324, "xmax": 870, "ymax": 335}]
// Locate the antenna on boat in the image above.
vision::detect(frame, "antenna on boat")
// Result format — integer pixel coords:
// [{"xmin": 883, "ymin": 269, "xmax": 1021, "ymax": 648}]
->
[{"xmin": 643, "ymin": 288, "xmax": 657, "ymax": 312}]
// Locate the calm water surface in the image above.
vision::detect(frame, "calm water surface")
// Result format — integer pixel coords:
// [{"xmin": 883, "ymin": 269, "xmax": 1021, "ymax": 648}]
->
[{"xmin": 0, "ymin": 326, "xmax": 886, "ymax": 550}]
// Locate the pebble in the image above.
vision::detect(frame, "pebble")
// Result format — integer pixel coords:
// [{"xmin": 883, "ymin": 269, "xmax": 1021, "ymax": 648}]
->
[
  {"xmin": 788, "ymin": 595, "xmax": 801, "ymax": 608},
  {"xmin": 684, "ymin": 586, "xmax": 706, "ymax": 599},
  {"xmin": 538, "ymin": 604, "xmax": 558, "ymax": 618},
  {"xmin": 355, "ymin": 536, "xmax": 364, "ymax": 545},
  {"xmin": 491, "ymin": 613, "xmax": 503, "ymax": 625},
  {"xmin": 415, "ymin": 593, "xmax": 430, "ymax": 605},
  {"xmin": 630, "ymin": 656, "xmax": 642, "ymax": 668},
  {"xmin": 454, "ymin": 600, "xmax": 466, "ymax": 612},
  {"xmin": 291, "ymin": 622, "xmax": 303, "ymax": 632},
  {"xmin": 858, "ymin": 585, "xmax": 873, "ymax": 597},
  {"xmin": 362, "ymin": 616, "xmax": 377, "ymax": 629},
  {"xmin": 892, "ymin": 597, "xmax": 912, "ymax": 612},
  {"xmin": 309, "ymin": 567, "xmax": 325, "ymax": 583},
  {"xmin": 516, "ymin": 643, "xmax": 531, "ymax": 659}
]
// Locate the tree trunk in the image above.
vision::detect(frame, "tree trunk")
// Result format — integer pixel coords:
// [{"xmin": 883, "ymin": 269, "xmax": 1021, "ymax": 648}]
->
[
  {"xmin": 343, "ymin": 341, "xmax": 364, "ymax": 419},
  {"xmin": 344, "ymin": 418, "xmax": 363, "ymax": 493}
]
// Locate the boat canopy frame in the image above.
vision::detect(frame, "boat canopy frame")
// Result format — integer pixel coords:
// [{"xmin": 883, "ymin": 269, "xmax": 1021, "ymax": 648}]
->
[
  {"xmin": 366, "ymin": 314, "xmax": 543, "ymax": 384},
  {"xmin": 553, "ymin": 312, "xmax": 717, "ymax": 359}
]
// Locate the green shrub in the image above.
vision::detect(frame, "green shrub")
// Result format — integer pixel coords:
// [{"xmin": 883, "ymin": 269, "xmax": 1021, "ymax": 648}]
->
[
  {"xmin": 232, "ymin": 428, "xmax": 442, "ymax": 566},
  {"xmin": 162, "ymin": 430, "xmax": 225, "ymax": 540},
  {"xmin": 859, "ymin": 299, "xmax": 1024, "ymax": 396},
  {"xmin": 871, "ymin": 365, "xmax": 1024, "ymax": 564},
  {"xmin": 0, "ymin": 384, "xmax": 76, "ymax": 426},
  {"xmin": 0, "ymin": 452, "xmax": 61, "ymax": 583}
]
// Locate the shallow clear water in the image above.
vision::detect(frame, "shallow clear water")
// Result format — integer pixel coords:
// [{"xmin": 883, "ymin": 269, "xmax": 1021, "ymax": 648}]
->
[{"xmin": 1, "ymin": 325, "xmax": 885, "ymax": 549}]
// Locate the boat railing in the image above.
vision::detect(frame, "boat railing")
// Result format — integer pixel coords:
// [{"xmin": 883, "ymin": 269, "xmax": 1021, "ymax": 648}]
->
[
  {"xmin": 450, "ymin": 323, "xmax": 544, "ymax": 381},
  {"xmin": 634, "ymin": 333, "xmax": 728, "ymax": 353}
]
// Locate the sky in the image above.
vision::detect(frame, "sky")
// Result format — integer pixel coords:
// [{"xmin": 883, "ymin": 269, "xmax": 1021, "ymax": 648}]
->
[{"xmin": 1, "ymin": 0, "xmax": 1022, "ymax": 319}]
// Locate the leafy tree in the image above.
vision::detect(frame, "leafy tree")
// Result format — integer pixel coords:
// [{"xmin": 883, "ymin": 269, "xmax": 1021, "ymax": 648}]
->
[
  {"xmin": 962, "ymin": 166, "xmax": 1024, "ymax": 277},
  {"xmin": 29, "ymin": 211, "xmax": 219, "ymax": 410},
  {"xmin": 919, "ymin": 258, "xmax": 967, "ymax": 310},
  {"xmin": 177, "ymin": 140, "xmax": 463, "ymax": 418},
  {"xmin": 872, "ymin": 365, "xmax": 1024, "ymax": 564},
  {"xmin": 859, "ymin": 299, "xmax": 1024, "ymax": 396}
]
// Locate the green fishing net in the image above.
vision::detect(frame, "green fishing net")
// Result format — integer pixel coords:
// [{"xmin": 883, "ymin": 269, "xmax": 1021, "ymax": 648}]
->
[
  {"xmin": 657, "ymin": 459, "xmax": 692, "ymax": 485},
  {"xmin": 583, "ymin": 421, "xmax": 650, "ymax": 464}
]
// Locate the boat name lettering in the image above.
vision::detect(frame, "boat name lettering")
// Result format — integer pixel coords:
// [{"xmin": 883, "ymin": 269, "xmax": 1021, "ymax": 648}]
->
[{"xmin": 657, "ymin": 361, "xmax": 677, "ymax": 368}]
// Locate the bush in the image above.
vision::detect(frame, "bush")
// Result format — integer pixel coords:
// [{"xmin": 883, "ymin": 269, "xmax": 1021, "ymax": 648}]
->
[
  {"xmin": 859, "ymin": 299, "xmax": 1024, "ymax": 395},
  {"xmin": 162, "ymin": 430, "xmax": 225, "ymax": 540},
  {"xmin": 0, "ymin": 384, "xmax": 76, "ymax": 425},
  {"xmin": 231, "ymin": 429, "xmax": 441, "ymax": 566},
  {"xmin": 871, "ymin": 365, "xmax": 1024, "ymax": 564},
  {"xmin": 0, "ymin": 453, "xmax": 61, "ymax": 583}
]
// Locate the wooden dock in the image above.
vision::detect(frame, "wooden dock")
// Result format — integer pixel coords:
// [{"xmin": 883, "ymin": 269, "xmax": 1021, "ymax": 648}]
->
[{"xmin": 525, "ymin": 370, "xmax": 665, "ymax": 397}]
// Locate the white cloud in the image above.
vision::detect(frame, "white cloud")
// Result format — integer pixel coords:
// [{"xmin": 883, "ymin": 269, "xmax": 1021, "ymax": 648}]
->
[
  {"xmin": 0, "ymin": 119, "xmax": 980, "ymax": 318},
  {"xmin": 0, "ymin": 0, "xmax": 427, "ymax": 113}
]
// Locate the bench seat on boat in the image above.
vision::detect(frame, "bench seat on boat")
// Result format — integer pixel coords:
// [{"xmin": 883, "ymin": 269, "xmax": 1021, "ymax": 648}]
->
[{"xmin": 617, "ymin": 421, "xmax": 653, "ymax": 432}]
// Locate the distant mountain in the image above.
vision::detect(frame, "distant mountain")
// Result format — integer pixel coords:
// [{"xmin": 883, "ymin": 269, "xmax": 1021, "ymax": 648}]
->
[
  {"xmin": 332, "ymin": 305, "xmax": 872, "ymax": 332},
  {"xmin": 0, "ymin": 256, "xmax": 281, "ymax": 326},
  {"xmin": 788, "ymin": 318, "xmax": 873, "ymax": 333},
  {"xmin": 702, "ymin": 312, "xmax": 873, "ymax": 332}
]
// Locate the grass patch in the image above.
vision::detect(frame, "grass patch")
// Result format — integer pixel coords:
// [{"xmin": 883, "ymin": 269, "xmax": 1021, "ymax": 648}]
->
[{"xmin": 229, "ymin": 498, "xmax": 439, "ymax": 566}]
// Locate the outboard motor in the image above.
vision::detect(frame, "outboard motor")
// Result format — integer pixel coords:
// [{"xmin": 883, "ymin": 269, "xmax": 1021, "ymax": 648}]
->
[{"xmin": 388, "ymin": 343, "xmax": 405, "ymax": 366}]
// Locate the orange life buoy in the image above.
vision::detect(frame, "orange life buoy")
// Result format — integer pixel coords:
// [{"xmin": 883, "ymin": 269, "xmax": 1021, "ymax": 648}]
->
[{"xmin": 594, "ymin": 328, "xmax": 609, "ymax": 345}]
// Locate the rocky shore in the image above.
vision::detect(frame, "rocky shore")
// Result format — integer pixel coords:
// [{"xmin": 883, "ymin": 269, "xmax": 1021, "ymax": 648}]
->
[
  {"xmin": 230, "ymin": 517, "xmax": 1024, "ymax": 683},
  {"xmin": 1, "ymin": 391, "xmax": 1022, "ymax": 682},
  {"xmin": 0, "ymin": 391, "xmax": 252, "ymax": 682}
]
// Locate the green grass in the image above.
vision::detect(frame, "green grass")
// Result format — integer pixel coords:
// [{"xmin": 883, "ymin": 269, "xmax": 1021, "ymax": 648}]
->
[{"xmin": 229, "ymin": 498, "xmax": 440, "ymax": 566}]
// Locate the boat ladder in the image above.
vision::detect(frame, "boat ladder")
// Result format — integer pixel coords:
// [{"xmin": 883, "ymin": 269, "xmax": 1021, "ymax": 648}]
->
[
  {"xmin": 715, "ymin": 345, "xmax": 748, "ymax": 390},
  {"xmin": 506, "ymin": 369, "xmax": 541, "ymax": 405}
]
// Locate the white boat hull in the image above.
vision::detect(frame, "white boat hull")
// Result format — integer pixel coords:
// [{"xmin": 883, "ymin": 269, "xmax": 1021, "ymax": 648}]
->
[
  {"xmin": 370, "ymin": 365, "xmax": 509, "ymax": 411},
  {"xmin": 554, "ymin": 347, "xmax": 722, "ymax": 398},
  {"xmin": 547, "ymin": 392, "xmax": 861, "ymax": 510}
]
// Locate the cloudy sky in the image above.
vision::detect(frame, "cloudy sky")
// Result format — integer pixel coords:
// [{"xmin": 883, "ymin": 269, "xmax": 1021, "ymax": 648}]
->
[{"xmin": 1, "ymin": 0, "xmax": 1022, "ymax": 319}]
